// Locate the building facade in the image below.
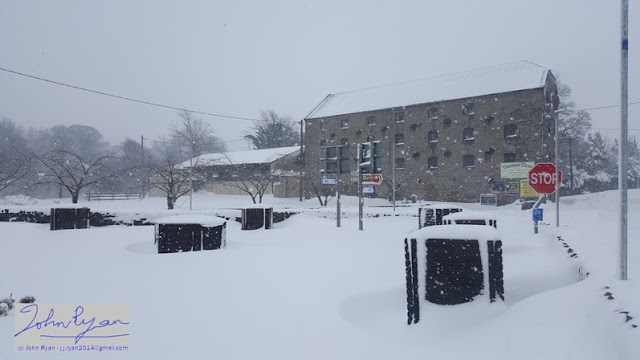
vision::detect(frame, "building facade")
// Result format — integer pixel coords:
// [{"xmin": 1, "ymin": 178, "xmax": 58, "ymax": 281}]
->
[{"xmin": 303, "ymin": 61, "xmax": 559, "ymax": 203}]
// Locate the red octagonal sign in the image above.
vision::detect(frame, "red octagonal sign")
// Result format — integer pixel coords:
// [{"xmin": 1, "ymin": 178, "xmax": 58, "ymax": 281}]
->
[{"xmin": 528, "ymin": 163, "xmax": 562, "ymax": 194}]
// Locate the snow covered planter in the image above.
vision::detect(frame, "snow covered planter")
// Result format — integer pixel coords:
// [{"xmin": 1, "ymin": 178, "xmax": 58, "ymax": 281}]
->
[
  {"xmin": 442, "ymin": 211, "xmax": 498, "ymax": 228},
  {"xmin": 404, "ymin": 226, "xmax": 504, "ymax": 325},
  {"xmin": 241, "ymin": 206, "xmax": 273, "ymax": 230},
  {"xmin": 50, "ymin": 207, "xmax": 90, "ymax": 230},
  {"xmin": 417, "ymin": 204, "xmax": 464, "ymax": 228},
  {"xmin": 155, "ymin": 215, "xmax": 227, "ymax": 254}
]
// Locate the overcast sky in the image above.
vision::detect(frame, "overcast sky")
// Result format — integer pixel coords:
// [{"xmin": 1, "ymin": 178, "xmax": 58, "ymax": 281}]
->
[{"xmin": 1, "ymin": 0, "xmax": 638, "ymax": 150}]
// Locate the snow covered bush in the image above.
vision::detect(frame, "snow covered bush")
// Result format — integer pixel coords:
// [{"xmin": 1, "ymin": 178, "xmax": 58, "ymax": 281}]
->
[
  {"xmin": 19, "ymin": 296, "xmax": 35, "ymax": 304},
  {"xmin": 0, "ymin": 295, "xmax": 15, "ymax": 310},
  {"xmin": 0, "ymin": 303, "xmax": 8, "ymax": 317}
]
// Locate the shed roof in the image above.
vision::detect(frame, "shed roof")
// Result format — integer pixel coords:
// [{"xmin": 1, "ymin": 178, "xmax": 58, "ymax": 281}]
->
[
  {"xmin": 306, "ymin": 61, "xmax": 551, "ymax": 119},
  {"xmin": 180, "ymin": 146, "xmax": 300, "ymax": 168}
]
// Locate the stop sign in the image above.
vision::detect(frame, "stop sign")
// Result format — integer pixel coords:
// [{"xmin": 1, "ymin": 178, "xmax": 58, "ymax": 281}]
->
[{"xmin": 528, "ymin": 163, "xmax": 562, "ymax": 194}]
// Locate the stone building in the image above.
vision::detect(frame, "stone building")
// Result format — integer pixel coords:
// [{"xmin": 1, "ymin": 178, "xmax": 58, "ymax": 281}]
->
[{"xmin": 303, "ymin": 61, "xmax": 559, "ymax": 203}]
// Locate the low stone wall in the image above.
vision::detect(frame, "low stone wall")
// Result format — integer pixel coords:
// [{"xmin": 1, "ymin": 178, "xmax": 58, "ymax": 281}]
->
[{"xmin": 0, "ymin": 209, "xmax": 298, "ymax": 227}]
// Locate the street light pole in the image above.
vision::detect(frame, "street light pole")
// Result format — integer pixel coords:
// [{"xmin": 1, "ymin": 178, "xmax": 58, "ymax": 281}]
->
[{"xmin": 619, "ymin": 0, "xmax": 629, "ymax": 280}]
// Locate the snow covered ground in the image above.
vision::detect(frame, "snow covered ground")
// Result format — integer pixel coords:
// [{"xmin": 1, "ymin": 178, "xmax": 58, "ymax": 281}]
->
[{"xmin": 0, "ymin": 190, "xmax": 638, "ymax": 359}]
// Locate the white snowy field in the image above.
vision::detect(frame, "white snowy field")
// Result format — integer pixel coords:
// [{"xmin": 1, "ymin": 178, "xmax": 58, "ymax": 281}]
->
[{"xmin": 0, "ymin": 190, "xmax": 638, "ymax": 359}]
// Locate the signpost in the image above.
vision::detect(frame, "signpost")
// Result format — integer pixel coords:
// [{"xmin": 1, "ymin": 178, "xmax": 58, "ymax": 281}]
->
[
  {"xmin": 362, "ymin": 185, "xmax": 375, "ymax": 194},
  {"xmin": 320, "ymin": 178, "xmax": 337, "ymax": 185},
  {"xmin": 500, "ymin": 161, "xmax": 535, "ymax": 179},
  {"xmin": 362, "ymin": 174, "xmax": 383, "ymax": 185},
  {"xmin": 533, "ymin": 208, "xmax": 543, "ymax": 234},
  {"xmin": 528, "ymin": 163, "xmax": 561, "ymax": 194},
  {"xmin": 528, "ymin": 163, "xmax": 561, "ymax": 234}
]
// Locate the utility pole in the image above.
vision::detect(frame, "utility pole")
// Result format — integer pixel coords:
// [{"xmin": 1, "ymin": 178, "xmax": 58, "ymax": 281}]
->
[
  {"xmin": 141, "ymin": 135, "xmax": 145, "ymax": 198},
  {"xmin": 392, "ymin": 136, "xmax": 396, "ymax": 212},
  {"xmin": 358, "ymin": 143, "xmax": 364, "ymax": 231},
  {"xmin": 555, "ymin": 103, "xmax": 560, "ymax": 227},
  {"xmin": 619, "ymin": 0, "xmax": 629, "ymax": 280},
  {"xmin": 300, "ymin": 119, "xmax": 303, "ymax": 202}
]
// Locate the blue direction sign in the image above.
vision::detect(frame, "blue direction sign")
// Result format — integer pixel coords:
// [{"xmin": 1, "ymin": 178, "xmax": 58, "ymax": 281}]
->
[
  {"xmin": 321, "ymin": 178, "xmax": 337, "ymax": 185},
  {"xmin": 533, "ymin": 208, "xmax": 543, "ymax": 222},
  {"xmin": 362, "ymin": 185, "xmax": 375, "ymax": 194}
]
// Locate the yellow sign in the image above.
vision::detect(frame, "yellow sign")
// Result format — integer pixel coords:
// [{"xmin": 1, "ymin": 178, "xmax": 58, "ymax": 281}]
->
[{"xmin": 520, "ymin": 180, "xmax": 539, "ymax": 198}]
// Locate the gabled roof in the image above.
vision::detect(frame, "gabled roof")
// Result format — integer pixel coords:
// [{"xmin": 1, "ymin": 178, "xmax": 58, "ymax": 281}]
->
[
  {"xmin": 305, "ymin": 61, "xmax": 551, "ymax": 119},
  {"xmin": 179, "ymin": 146, "xmax": 300, "ymax": 168}
]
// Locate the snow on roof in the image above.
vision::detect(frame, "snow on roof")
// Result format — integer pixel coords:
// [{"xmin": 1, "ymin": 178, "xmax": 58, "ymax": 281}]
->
[
  {"xmin": 306, "ymin": 61, "xmax": 550, "ymax": 119},
  {"xmin": 180, "ymin": 146, "xmax": 300, "ymax": 168}
]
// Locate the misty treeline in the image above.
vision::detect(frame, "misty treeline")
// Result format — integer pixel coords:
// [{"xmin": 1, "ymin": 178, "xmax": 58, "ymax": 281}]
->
[
  {"xmin": 556, "ymin": 81, "xmax": 640, "ymax": 194},
  {"xmin": 0, "ymin": 109, "xmax": 299, "ymax": 208}
]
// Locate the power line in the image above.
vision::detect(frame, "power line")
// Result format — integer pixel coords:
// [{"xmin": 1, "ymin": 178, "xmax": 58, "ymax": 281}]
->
[{"xmin": 0, "ymin": 66, "xmax": 262, "ymax": 122}]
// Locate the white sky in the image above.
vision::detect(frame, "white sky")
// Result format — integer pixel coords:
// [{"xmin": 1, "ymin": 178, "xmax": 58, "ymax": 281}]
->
[{"xmin": 0, "ymin": 0, "xmax": 638, "ymax": 150}]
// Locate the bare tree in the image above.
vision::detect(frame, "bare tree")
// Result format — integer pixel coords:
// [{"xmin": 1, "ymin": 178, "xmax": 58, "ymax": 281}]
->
[
  {"xmin": 0, "ymin": 118, "xmax": 31, "ymax": 194},
  {"xmin": 245, "ymin": 109, "xmax": 299, "ymax": 149},
  {"xmin": 29, "ymin": 125, "xmax": 115, "ymax": 203},
  {"xmin": 147, "ymin": 138, "xmax": 198, "ymax": 210},
  {"xmin": 170, "ymin": 110, "xmax": 225, "ymax": 160}
]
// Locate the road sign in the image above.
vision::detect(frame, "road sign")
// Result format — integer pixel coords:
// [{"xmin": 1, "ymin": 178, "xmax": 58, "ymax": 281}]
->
[
  {"xmin": 321, "ymin": 178, "xmax": 337, "ymax": 185},
  {"xmin": 520, "ymin": 179, "xmax": 539, "ymax": 198},
  {"xmin": 362, "ymin": 174, "xmax": 383, "ymax": 185},
  {"xmin": 533, "ymin": 208, "xmax": 543, "ymax": 222},
  {"xmin": 362, "ymin": 185, "xmax": 375, "ymax": 194},
  {"xmin": 528, "ymin": 163, "xmax": 562, "ymax": 194},
  {"xmin": 500, "ymin": 161, "xmax": 535, "ymax": 179}
]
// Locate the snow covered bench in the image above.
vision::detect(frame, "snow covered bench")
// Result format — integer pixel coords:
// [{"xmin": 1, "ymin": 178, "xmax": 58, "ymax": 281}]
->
[
  {"xmin": 404, "ymin": 226, "xmax": 503, "ymax": 325},
  {"xmin": 417, "ymin": 204, "xmax": 464, "ymax": 228},
  {"xmin": 442, "ymin": 210, "xmax": 498, "ymax": 228},
  {"xmin": 155, "ymin": 215, "xmax": 226, "ymax": 254}
]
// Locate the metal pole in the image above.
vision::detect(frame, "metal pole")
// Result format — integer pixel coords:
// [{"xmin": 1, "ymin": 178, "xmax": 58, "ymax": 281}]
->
[
  {"xmin": 337, "ymin": 182, "xmax": 341, "ymax": 228},
  {"xmin": 555, "ymin": 101, "xmax": 560, "ymax": 227},
  {"xmin": 568, "ymin": 138, "xmax": 574, "ymax": 195},
  {"xmin": 358, "ymin": 143, "xmax": 363, "ymax": 231},
  {"xmin": 300, "ymin": 120, "xmax": 304, "ymax": 202},
  {"xmin": 392, "ymin": 137, "xmax": 396, "ymax": 211},
  {"xmin": 189, "ymin": 154, "xmax": 193, "ymax": 210},
  {"xmin": 141, "ymin": 135, "xmax": 145, "ymax": 198},
  {"xmin": 620, "ymin": 0, "xmax": 629, "ymax": 280}
]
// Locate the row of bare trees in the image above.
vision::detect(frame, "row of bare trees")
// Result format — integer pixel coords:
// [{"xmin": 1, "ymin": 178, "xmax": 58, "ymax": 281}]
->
[{"xmin": 1, "ymin": 109, "xmax": 301, "ymax": 209}]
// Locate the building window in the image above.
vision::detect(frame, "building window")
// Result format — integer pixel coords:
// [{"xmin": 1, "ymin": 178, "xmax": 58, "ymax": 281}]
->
[
  {"xmin": 463, "ymin": 127, "xmax": 475, "ymax": 141},
  {"xmin": 321, "ymin": 121, "xmax": 327, "ymax": 131},
  {"xmin": 395, "ymin": 157, "xmax": 405, "ymax": 170},
  {"xmin": 504, "ymin": 124, "xmax": 518, "ymax": 138},
  {"xmin": 395, "ymin": 112, "xmax": 405, "ymax": 123},
  {"xmin": 320, "ymin": 139, "xmax": 326, "ymax": 146},
  {"xmin": 367, "ymin": 116, "xmax": 376, "ymax": 126},
  {"xmin": 366, "ymin": 135, "xmax": 375, "ymax": 142},
  {"xmin": 503, "ymin": 152, "xmax": 517, "ymax": 162},
  {"xmin": 341, "ymin": 119, "xmax": 349, "ymax": 129},
  {"xmin": 443, "ymin": 118, "xmax": 452, "ymax": 128},
  {"xmin": 341, "ymin": 138, "xmax": 349, "ymax": 145},
  {"xmin": 428, "ymin": 156, "xmax": 438, "ymax": 169},
  {"xmin": 428, "ymin": 107, "xmax": 439, "ymax": 119},
  {"xmin": 463, "ymin": 154, "xmax": 475, "ymax": 168},
  {"xmin": 321, "ymin": 145, "xmax": 350, "ymax": 173},
  {"xmin": 395, "ymin": 133, "xmax": 405, "ymax": 145},
  {"xmin": 463, "ymin": 103, "xmax": 475, "ymax": 115},
  {"xmin": 428, "ymin": 130, "xmax": 438, "ymax": 143}
]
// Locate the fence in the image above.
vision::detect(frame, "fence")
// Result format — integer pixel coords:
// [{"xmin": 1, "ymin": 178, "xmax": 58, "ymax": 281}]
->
[{"xmin": 86, "ymin": 192, "xmax": 143, "ymax": 201}]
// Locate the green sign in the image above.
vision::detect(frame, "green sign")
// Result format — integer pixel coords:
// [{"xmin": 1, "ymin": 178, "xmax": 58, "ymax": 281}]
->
[{"xmin": 500, "ymin": 162, "xmax": 534, "ymax": 179}]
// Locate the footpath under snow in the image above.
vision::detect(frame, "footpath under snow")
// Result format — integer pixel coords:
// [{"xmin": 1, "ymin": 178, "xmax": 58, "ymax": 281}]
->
[{"xmin": 0, "ymin": 190, "xmax": 638, "ymax": 359}]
